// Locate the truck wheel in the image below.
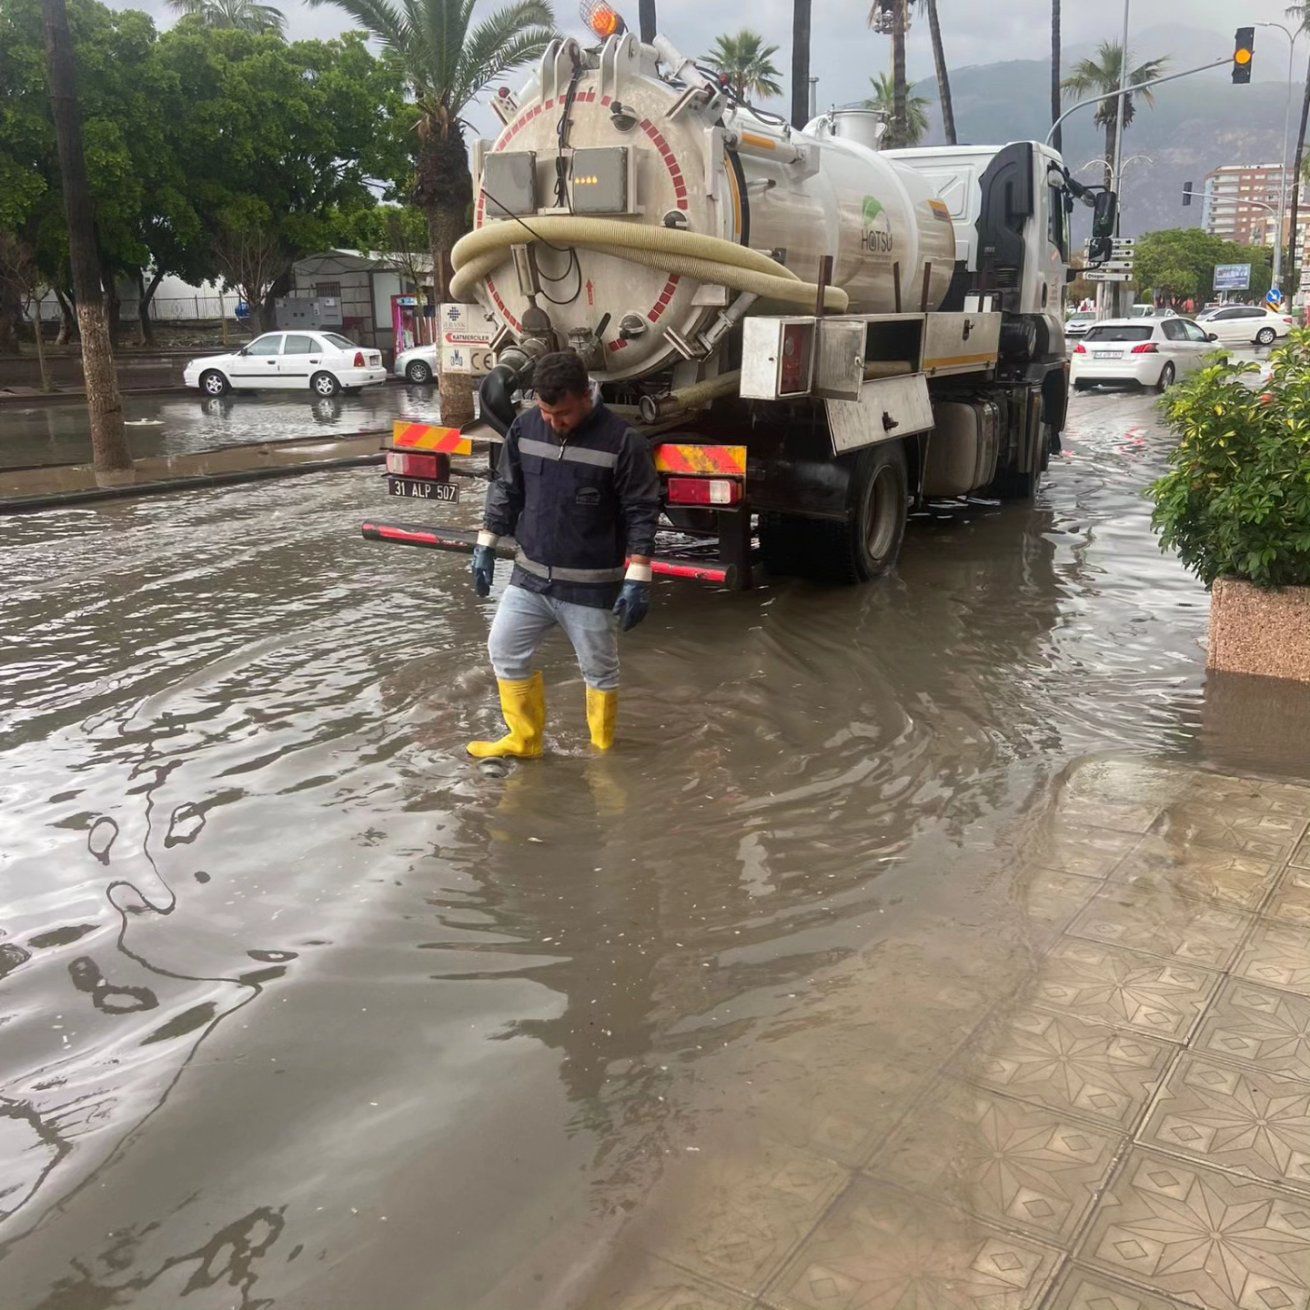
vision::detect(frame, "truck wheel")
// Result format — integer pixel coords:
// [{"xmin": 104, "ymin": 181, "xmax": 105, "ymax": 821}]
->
[{"xmin": 814, "ymin": 443, "xmax": 909, "ymax": 584}]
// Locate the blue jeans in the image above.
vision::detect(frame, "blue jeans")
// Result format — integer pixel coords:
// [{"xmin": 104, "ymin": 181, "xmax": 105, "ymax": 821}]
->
[{"xmin": 488, "ymin": 584, "xmax": 621, "ymax": 691}]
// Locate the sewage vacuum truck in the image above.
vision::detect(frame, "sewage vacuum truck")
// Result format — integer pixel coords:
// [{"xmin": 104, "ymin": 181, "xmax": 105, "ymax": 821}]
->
[{"xmin": 364, "ymin": 3, "xmax": 1119, "ymax": 587}]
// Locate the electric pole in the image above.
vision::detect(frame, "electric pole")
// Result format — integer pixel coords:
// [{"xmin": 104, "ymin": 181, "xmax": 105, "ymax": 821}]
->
[{"xmin": 41, "ymin": 0, "xmax": 130, "ymax": 479}]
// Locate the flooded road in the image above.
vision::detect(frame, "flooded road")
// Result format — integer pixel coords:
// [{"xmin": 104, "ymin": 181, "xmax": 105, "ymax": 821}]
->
[
  {"xmin": 3, "ymin": 385, "xmax": 1310, "ymax": 1310},
  {"xmin": 0, "ymin": 383, "xmax": 440, "ymax": 470}
]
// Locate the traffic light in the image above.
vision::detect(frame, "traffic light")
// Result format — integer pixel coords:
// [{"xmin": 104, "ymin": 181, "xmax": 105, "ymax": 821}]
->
[
  {"xmin": 1233, "ymin": 27, "xmax": 1255, "ymax": 84},
  {"xmin": 1182, "ymin": 182, "xmax": 1194, "ymax": 207}
]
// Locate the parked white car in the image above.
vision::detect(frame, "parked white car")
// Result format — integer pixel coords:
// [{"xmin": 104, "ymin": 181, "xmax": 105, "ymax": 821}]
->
[
  {"xmin": 395, "ymin": 343, "xmax": 438, "ymax": 384},
  {"xmin": 1192, "ymin": 305, "xmax": 1293, "ymax": 348},
  {"xmin": 1071, "ymin": 317, "xmax": 1215, "ymax": 391},
  {"xmin": 1065, "ymin": 311, "xmax": 1095, "ymax": 339},
  {"xmin": 183, "ymin": 331, "xmax": 387, "ymax": 397},
  {"xmin": 1127, "ymin": 304, "xmax": 1177, "ymax": 320}
]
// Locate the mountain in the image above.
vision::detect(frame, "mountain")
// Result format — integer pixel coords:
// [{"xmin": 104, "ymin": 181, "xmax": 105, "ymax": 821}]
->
[{"xmin": 914, "ymin": 43, "xmax": 1300, "ymax": 239}]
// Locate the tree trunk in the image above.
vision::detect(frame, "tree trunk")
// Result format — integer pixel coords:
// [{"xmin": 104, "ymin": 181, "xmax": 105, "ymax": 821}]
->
[
  {"xmin": 638, "ymin": 0, "xmax": 655, "ymax": 43},
  {"xmin": 136, "ymin": 268, "xmax": 162, "ymax": 346},
  {"xmin": 32, "ymin": 296, "xmax": 51, "ymax": 391},
  {"xmin": 0, "ymin": 280, "xmax": 20, "ymax": 355},
  {"xmin": 790, "ymin": 0, "xmax": 811, "ymax": 131},
  {"xmin": 54, "ymin": 287, "xmax": 76, "ymax": 344},
  {"xmin": 41, "ymin": 0, "xmax": 129, "ymax": 475},
  {"xmin": 418, "ymin": 121, "xmax": 476, "ymax": 426},
  {"xmin": 1288, "ymin": 52, "xmax": 1310, "ymax": 298},
  {"xmin": 104, "ymin": 268, "xmax": 121, "ymax": 344},
  {"xmin": 925, "ymin": 0, "xmax": 955, "ymax": 145},
  {"xmin": 258, "ymin": 266, "xmax": 292, "ymax": 332},
  {"xmin": 892, "ymin": 0, "xmax": 908, "ymax": 148},
  {"xmin": 1050, "ymin": 0, "xmax": 1062, "ymax": 152}
]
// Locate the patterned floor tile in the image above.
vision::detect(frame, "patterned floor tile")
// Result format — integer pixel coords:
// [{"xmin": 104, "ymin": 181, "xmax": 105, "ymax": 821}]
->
[
  {"xmin": 1077, "ymin": 1149, "xmax": 1310, "ymax": 1310},
  {"xmin": 1066, "ymin": 881, "xmax": 1252, "ymax": 968},
  {"xmin": 765, "ymin": 1176, "xmax": 1061, "ymax": 1310},
  {"xmin": 1294, "ymin": 834, "xmax": 1310, "ymax": 871},
  {"xmin": 1267, "ymin": 866, "xmax": 1310, "ymax": 929},
  {"xmin": 1025, "ymin": 824, "xmax": 1141, "ymax": 880},
  {"xmin": 1057, "ymin": 797, "xmax": 1164, "ymax": 835},
  {"xmin": 580, "ymin": 1254, "xmax": 754, "ymax": 1309},
  {"xmin": 1011, "ymin": 867, "xmax": 1104, "ymax": 939},
  {"xmin": 869, "ymin": 1079, "xmax": 1120, "ymax": 1243},
  {"xmin": 1181, "ymin": 775, "xmax": 1310, "ymax": 821},
  {"xmin": 1113, "ymin": 839, "xmax": 1280, "ymax": 912},
  {"xmin": 643, "ymin": 1138, "xmax": 849, "ymax": 1296},
  {"xmin": 953, "ymin": 1004, "xmax": 1174, "ymax": 1131},
  {"xmin": 1195, "ymin": 979, "xmax": 1310, "ymax": 1084},
  {"xmin": 1149, "ymin": 805, "xmax": 1305, "ymax": 861},
  {"xmin": 1138, "ymin": 1053, "xmax": 1310, "ymax": 1196},
  {"xmin": 1023, "ymin": 939, "xmax": 1220, "ymax": 1043},
  {"xmin": 1045, "ymin": 1265, "xmax": 1192, "ymax": 1309},
  {"xmin": 1235, "ymin": 922, "xmax": 1310, "ymax": 998}
]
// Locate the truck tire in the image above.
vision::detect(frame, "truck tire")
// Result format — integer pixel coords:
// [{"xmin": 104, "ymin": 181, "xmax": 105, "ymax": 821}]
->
[{"xmin": 800, "ymin": 444, "xmax": 910, "ymax": 583}]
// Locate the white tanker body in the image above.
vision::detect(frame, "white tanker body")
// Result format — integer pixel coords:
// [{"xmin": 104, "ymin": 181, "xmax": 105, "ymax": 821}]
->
[
  {"xmin": 456, "ymin": 33, "xmax": 957, "ymax": 382},
  {"xmin": 368, "ymin": 7, "xmax": 1116, "ymax": 588}
]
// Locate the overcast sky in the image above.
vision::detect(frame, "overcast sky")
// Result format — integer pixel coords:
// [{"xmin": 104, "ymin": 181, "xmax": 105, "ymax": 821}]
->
[{"xmin": 110, "ymin": 0, "xmax": 1305, "ymax": 133}]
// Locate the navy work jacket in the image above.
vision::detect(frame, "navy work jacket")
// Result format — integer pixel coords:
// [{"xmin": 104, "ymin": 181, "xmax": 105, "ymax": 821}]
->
[{"xmin": 483, "ymin": 401, "xmax": 661, "ymax": 608}]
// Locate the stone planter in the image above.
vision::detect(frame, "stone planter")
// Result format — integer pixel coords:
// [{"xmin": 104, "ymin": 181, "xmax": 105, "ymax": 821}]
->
[{"xmin": 1208, "ymin": 576, "xmax": 1310, "ymax": 682}]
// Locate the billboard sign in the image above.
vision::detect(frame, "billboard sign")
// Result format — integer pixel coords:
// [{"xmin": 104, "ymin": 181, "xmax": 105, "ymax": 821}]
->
[{"xmin": 1214, "ymin": 264, "xmax": 1252, "ymax": 292}]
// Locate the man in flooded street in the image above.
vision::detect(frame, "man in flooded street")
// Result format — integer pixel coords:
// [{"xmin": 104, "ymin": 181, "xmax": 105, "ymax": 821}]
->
[{"xmin": 467, "ymin": 351, "xmax": 661, "ymax": 758}]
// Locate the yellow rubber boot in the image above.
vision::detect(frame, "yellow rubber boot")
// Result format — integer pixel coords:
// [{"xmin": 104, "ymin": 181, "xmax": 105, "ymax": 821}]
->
[
  {"xmin": 468, "ymin": 673, "xmax": 545, "ymax": 759},
  {"xmin": 586, "ymin": 686, "xmax": 618, "ymax": 751}
]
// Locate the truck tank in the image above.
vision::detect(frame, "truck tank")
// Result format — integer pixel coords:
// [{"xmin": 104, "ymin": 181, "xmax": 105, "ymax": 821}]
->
[{"xmin": 454, "ymin": 28, "xmax": 957, "ymax": 383}]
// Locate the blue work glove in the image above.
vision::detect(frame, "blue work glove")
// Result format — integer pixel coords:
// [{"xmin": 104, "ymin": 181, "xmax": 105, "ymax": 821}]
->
[
  {"xmin": 471, "ymin": 545, "xmax": 496, "ymax": 598},
  {"xmin": 612, "ymin": 579, "xmax": 650, "ymax": 632}
]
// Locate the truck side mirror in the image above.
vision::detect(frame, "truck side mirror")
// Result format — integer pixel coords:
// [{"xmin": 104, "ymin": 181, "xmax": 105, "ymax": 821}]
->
[{"xmin": 1092, "ymin": 191, "xmax": 1117, "ymax": 238}]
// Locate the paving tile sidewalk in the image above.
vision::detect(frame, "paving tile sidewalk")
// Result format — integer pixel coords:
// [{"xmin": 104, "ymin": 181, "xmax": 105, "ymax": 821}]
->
[{"xmin": 593, "ymin": 758, "xmax": 1310, "ymax": 1310}]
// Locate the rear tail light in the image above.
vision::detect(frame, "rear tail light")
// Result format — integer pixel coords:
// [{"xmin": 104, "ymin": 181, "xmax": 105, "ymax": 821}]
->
[
  {"xmin": 1073, "ymin": 344, "xmax": 1087, "ymax": 354},
  {"xmin": 387, "ymin": 451, "xmax": 442, "ymax": 479},
  {"xmin": 1130, "ymin": 342, "xmax": 1159, "ymax": 354},
  {"xmin": 354, "ymin": 351, "xmax": 365, "ymax": 367},
  {"xmin": 665, "ymin": 477, "xmax": 743, "ymax": 507}
]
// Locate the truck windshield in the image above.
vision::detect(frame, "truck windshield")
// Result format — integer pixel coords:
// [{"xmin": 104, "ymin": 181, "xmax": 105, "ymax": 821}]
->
[{"xmin": 1083, "ymin": 325, "xmax": 1153, "ymax": 343}]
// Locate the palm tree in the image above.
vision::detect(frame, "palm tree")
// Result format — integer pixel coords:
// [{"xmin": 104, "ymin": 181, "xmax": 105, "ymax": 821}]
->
[
  {"xmin": 864, "ymin": 72, "xmax": 928, "ymax": 147},
  {"xmin": 1050, "ymin": 0, "xmax": 1061, "ymax": 152},
  {"xmin": 867, "ymin": 0, "xmax": 909, "ymax": 149},
  {"xmin": 1061, "ymin": 42, "xmax": 1167, "ymax": 185},
  {"xmin": 791, "ymin": 0, "xmax": 811, "ymax": 130},
  {"xmin": 919, "ymin": 0, "xmax": 954, "ymax": 145},
  {"xmin": 702, "ymin": 30, "xmax": 784, "ymax": 101},
  {"xmin": 167, "ymin": 0, "xmax": 286, "ymax": 34},
  {"xmin": 304, "ymin": 0, "xmax": 555, "ymax": 423}
]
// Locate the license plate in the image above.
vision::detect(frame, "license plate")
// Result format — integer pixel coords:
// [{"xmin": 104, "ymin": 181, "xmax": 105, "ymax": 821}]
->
[
  {"xmin": 1094, "ymin": 350, "xmax": 1123, "ymax": 359},
  {"xmin": 388, "ymin": 477, "xmax": 459, "ymax": 502}
]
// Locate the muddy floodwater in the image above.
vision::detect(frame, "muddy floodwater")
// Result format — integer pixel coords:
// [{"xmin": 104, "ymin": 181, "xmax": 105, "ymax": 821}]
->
[
  {"xmin": 3, "ymin": 387, "xmax": 1310, "ymax": 1309},
  {"xmin": 0, "ymin": 383, "xmax": 440, "ymax": 470}
]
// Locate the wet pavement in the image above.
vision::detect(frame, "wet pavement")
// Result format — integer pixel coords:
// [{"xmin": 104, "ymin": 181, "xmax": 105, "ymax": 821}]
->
[
  {"xmin": 3, "ymin": 385, "xmax": 1310, "ymax": 1309},
  {"xmin": 0, "ymin": 383, "xmax": 439, "ymax": 470}
]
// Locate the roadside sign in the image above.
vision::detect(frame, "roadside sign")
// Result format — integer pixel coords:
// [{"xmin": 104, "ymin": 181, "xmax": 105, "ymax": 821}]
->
[
  {"xmin": 1214, "ymin": 263, "xmax": 1252, "ymax": 292},
  {"xmin": 1267, "ymin": 287, "xmax": 1284, "ymax": 307},
  {"xmin": 1084, "ymin": 270, "xmax": 1133, "ymax": 282},
  {"xmin": 439, "ymin": 303, "xmax": 496, "ymax": 375}
]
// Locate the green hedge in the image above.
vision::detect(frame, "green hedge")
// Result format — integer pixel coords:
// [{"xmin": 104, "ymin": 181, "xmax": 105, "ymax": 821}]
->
[{"xmin": 1151, "ymin": 330, "xmax": 1310, "ymax": 588}]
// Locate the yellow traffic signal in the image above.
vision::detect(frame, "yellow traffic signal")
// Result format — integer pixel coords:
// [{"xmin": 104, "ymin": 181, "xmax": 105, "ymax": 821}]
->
[{"xmin": 1233, "ymin": 27, "xmax": 1254, "ymax": 84}]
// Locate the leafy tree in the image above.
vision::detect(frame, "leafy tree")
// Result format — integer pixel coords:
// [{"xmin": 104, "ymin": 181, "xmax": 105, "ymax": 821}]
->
[
  {"xmin": 702, "ymin": 29, "xmax": 783, "ymax": 101},
  {"xmin": 864, "ymin": 72, "xmax": 927, "ymax": 147},
  {"xmin": 867, "ymin": 0, "xmax": 908, "ymax": 148},
  {"xmin": 166, "ymin": 0, "xmax": 286, "ymax": 36},
  {"xmin": 1134, "ymin": 228, "xmax": 1272, "ymax": 304},
  {"xmin": 1061, "ymin": 42, "xmax": 1166, "ymax": 183},
  {"xmin": 152, "ymin": 25, "xmax": 412, "ymax": 327}
]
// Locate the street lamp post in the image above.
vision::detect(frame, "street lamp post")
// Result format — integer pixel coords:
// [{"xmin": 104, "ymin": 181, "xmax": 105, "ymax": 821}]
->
[{"xmin": 1255, "ymin": 21, "xmax": 1305, "ymax": 292}]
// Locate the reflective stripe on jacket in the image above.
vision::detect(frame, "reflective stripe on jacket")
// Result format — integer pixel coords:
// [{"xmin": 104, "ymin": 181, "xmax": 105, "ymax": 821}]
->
[{"xmin": 483, "ymin": 401, "xmax": 660, "ymax": 608}]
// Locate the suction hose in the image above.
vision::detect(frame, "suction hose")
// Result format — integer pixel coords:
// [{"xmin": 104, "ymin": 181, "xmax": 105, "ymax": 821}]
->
[{"xmin": 449, "ymin": 216, "xmax": 850, "ymax": 313}]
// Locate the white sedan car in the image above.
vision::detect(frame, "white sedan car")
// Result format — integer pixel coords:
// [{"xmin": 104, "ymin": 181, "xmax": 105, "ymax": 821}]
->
[
  {"xmin": 1071, "ymin": 317, "xmax": 1216, "ymax": 391},
  {"xmin": 1193, "ymin": 305, "xmax": 1293, "ymax": 348},
  {"xmin": 183, "ymin": 331, "xmax": 387, "ymax": 397},
  {"xmin": 394, "ymin": 343, "xmax": 438, "ymax": 384}
]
